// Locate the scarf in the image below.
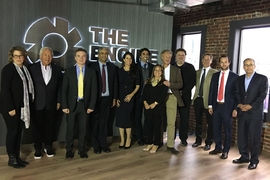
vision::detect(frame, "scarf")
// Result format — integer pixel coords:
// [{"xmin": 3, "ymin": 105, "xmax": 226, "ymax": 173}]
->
[
  {"xmin": 13, "ymin": 63, "xmax": 35, "ymax": 129},
  {"xmin": 151, "ymin": 77, "xmax": 161, "ymax": 87}
]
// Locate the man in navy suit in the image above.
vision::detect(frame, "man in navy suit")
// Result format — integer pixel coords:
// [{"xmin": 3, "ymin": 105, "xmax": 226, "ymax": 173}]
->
[
  {"xmin": 133, "ymin": 48, "xmax": 154, "ymax": 145},
  {"xmin": 62, "ymin": 48, "xmax": 97, "ymax": 158},
  {"xmin": 89, "ymin": 47, "xmax": 118, "ymax": 154},
  {"xmin": 208, "ymin": 55, "xmax": 238, "ymax": 159},
  {"xmin": 233, "ymin": 58, "xmax": 268, "ymax": 170},
  {"xmin": 29, "ymin": 47, "xmax": 62, "ymax": 159}
]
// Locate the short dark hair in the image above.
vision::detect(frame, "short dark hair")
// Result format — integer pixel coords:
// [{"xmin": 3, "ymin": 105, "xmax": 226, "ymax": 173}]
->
[
  {"xmin": 139, "ymin": 48, "xmax": 151, "ymax": 57},
  {"xmin": 175, "ymin": 48, "xmax": 187, "ymax": 55},
  {"xmin": 219, "ymin": 54, "xmax": 230, "ymax": 63}
]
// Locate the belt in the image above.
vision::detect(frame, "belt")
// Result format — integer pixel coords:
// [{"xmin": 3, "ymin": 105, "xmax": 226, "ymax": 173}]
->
[
  {"xmin": 77, "ymin": 99, "xmax": 84, "ymax": 102},
  {"xmin": 217, "ymin": 102, "xmax": 224, "ymax": 104}
]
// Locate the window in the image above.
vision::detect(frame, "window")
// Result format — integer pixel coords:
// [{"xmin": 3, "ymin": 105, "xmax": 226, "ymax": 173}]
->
[
  {"xmin": 229, "ymin": 17, "xmax": 270, "ymax": 120},
  {"xmin": 172, "ymin": 25, "xmax": 206, "ymax": 98}
]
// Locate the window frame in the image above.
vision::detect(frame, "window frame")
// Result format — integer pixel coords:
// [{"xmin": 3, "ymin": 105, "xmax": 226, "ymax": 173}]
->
[
  {"xmin": 172, "ymin": 25, "xmax": 207, "ymax": 67},
  {"xmin": 228, "ymin": 16, "xmax": 270, "ymax": 122}
]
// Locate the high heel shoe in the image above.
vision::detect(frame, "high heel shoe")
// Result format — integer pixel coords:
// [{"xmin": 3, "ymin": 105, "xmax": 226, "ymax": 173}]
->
[
  {"xmin": 143, "ymin": 144, "xmax": 153, "ymax": 151},
  {"xmin": 119, "ymin": 145, "xmax": 124, "ymax": 149},
  {"xmin": 150, "ymin": 145, "xmax": 158, "ymax": 153}
]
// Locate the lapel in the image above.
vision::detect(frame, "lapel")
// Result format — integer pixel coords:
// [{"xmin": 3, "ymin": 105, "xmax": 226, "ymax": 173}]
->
[
  {"xmin": 246, "ymin": 72, "xmax": 257, "ymax": 93},
  {"xmin": 37, "ymin": 62, "xmax": 47, "ymax": 85}
]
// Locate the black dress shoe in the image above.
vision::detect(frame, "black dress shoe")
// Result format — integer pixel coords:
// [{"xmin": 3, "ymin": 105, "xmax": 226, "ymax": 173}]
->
[
  {"xmin": 65, "ymin": 151, "xmax": 74, "ymax": 159},
  {"xmin": 17, "ymin": 157, "xmax": 29, "ymax": 166},
  {"xmin": 94, "ymin": 148, "xmax": 101, "ymax": 154},
  {"xmin": 192, "ymin": 142, "xmax": 201, "ymax": 148},
  {"xmin": 180, "ymin": 141, "xmax": 188, "ymax": 147},
  {"xmin": 203, "ymin": 145, "xmax": 211, "ymax": 151},
  {"xmin": 167, "ymin": 147, "xmax": 179, "ymax": 155},
  {"xmin": 232, "ymin": 158, "xmax": 249, "ymax": 164},
  {"xmin": 102, "ymin": 147, "xmax": 111, "ymax": 153},
  {"xmin": 78, "ymin": 151, "xmax": 88, "ymax": 158},
  {"xmin": 220, "ymin": 152, "xmax": 228, "ymax": 159},
  {"xmin": 248, "ymin": 163, "xmax": 257, "ymax": 170},
  {"xmin": 209, "ymin": 149, "xmax": 222, "ymax": 155},
  {"xmin": 8, "ymin": 154, "xmax": 26, "ymax": 169}
]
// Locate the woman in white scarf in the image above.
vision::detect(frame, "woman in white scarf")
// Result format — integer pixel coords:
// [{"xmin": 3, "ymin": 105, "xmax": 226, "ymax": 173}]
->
[{"xmin": 0, "ymin": 46, "xmax": 34, "ymax": 169}]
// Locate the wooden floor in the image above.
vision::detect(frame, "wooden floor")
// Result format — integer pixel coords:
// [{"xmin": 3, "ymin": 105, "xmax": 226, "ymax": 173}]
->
[{"xmin": 1, "ymin": 135, "xmax": 270, "ymax": 180}]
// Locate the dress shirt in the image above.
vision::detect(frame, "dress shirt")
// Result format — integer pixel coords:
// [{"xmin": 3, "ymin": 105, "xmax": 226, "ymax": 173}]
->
[
  {"xmin": 164, "ymin": 64, "xmax": 172, "ymax": 93},
  {"xmin": 216, "ymin": 69, "xmax": 230, "ymax": 103},
  {"xmin": 98, "ymin": 61, "xmax": 109, "ymax": 97},
  {"xmin": 245, "ymin": 72, "xmax": 255, "ymax": 92},
  {"xmin": 40, "ymin": 63, "xmax": 52, "ymax": 85}
]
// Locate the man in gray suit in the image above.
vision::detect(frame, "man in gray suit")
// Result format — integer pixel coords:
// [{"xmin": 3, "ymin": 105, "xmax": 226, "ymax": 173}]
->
[
  {"xmin": 161, "ymin": 50, "xmax": 184, "ymax": 154},
  {"xmin": 233, "ymin": 58, "xmax": 268, "ymax": 170},
  {"xmin": 192, "ymin": 53, "xmax": 217, "ymax": 151}
]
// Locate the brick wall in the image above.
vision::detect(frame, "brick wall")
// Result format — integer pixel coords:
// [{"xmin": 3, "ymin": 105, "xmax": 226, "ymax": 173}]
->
[{"xmin": 173, "ymin": 0, "xmax": 270, "ymax": 151}]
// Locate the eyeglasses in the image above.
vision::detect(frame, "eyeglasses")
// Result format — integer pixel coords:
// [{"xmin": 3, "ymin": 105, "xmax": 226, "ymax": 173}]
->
[{"xmin": 13, "ymin": 55, "xmax": 24, "ymax": 58}]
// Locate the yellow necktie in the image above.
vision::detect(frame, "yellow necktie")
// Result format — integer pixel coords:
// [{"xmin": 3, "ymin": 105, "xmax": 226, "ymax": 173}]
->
[{"xmin": 78, "ymin": 67, "xmax": 83, "ymax": 99}]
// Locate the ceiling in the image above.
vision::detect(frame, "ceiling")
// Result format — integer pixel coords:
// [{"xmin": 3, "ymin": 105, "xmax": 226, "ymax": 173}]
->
[{"xmin": 85, "ymin": 0, "xmax": 223, "ymax": 13}]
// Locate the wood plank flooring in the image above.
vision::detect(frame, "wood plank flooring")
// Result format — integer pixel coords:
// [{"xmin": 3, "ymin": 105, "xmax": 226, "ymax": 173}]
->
[{"xmin": 1, "ymin": 135, "xmax": 270, "ymax": 180}]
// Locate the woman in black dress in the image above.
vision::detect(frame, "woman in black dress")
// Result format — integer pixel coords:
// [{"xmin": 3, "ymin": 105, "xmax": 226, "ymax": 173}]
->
[
  {"xmin": 142, "ymin": 64, "xmax": 168, "ymax": 153},
  {"xmin": 0, "ymin": 46, "xmax": 34, "ymax": 168},
  {"xmin": 115, "ymin": 52, "xmax": 140, "ymax": 149}
]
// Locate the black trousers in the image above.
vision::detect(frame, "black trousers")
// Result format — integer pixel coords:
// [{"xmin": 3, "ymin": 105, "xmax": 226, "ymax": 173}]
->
[
  {"xmin": 33, "ymin": 108, "xmax": 56, "ymax": 150},
  {"xmin": 66, "ymin": 101, "xmax": 88, "ymax": 152},
  {"xmin": 133, "ymin": 96, "xmax": 144, "ymax": 141},
  {"xmin": 176, "ymin": 94, "xmax": 192, "ymax": 142},
  {"xmin": 194, "ymin": 97, "xmax": 213, "ymax": 145},
  {"xmin": 238, "ymin": 113, "xmax": 263, "ymax": 164},
  {"xmin": 92, "ymin": 97, "xmax": 110, "ymax": 149},
  {"xmin": 144, "ymin": 115, "xmax": 162, "ymax": 146},
  {"xmin": 2, "ymin": 110, "xmax": 24, "ymax": 155}
]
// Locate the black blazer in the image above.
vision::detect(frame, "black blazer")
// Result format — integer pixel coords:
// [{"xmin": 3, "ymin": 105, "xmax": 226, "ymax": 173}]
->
[
  {"xmin": 0, "ymin": 63, "xmax": 25, "ymax": 113},
  {"xmin": 29, "ymin": 62, "xmax": 62, "ymax": 110},
  {"xmin": 208, "ymin": 71, "xmax": 239, "ymax": 113},
  {"xmin": 61, "ymin": 65, "xmax": 97, "ymax": 112},
  {"xmin": 136, "ymin": 62, "xmax": 154, "ymax": 97},
  {"xmin": 235, "ymin": 72, "xmax": 268, "ymax": 119},
  {"xmin": 88, "ymin": 61, "xmax": 118, "ymax": 103}
]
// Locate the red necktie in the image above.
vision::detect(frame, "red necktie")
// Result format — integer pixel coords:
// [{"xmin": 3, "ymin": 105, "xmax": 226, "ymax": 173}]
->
[
  {"xmin": 102, "ymin": 64, "xmax": 106, "ymax": 93},
  {"xmin": 218, "ymin": 72, "xmax": 225, "ymax": 101}
]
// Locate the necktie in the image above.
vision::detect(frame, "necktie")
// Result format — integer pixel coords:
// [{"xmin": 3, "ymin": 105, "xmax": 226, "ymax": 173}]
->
[
  {"xmin": 102, "ymin": 64, "xmax": 106, "ymax": 93},
  {"xmin": 218, "ymin": 72, "xmax": 225, "ymax": 101},
  {"xmin": 198, "ymin": 69, "xmax": 205, "ymax": 97},
  {"xmin": 143, "ymin": 64, "xmax": 147, "ymax": 69},
  {"xmin": 78, "ymin": 67, "xmax": 83, "ymax": 99}
]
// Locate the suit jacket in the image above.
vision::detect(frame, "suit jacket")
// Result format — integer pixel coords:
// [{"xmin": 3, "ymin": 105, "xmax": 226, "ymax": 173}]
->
[
  {"xmin": 192, "ymin": 67, "xmax": 218, "ymax": 108},
  {"xmin": 89, "ymin": 61, "xmax": 118, "ymax": 103},
  {"xmin": 136, "ymin": 61, "xmax": 154, "ymax": 97},
  {"xmin": 29, "ymin": 62, "xmax": 62, "ymax": 110},
  {"xmin": 169, "ymin": 65, "xmax": 184, "ymax": 107},
  {"xmin": 208, "ymin": 70, "xmax": 238, "ymax": 112},
  {"xmin": 61, "ymin": 65, "xmax": 97, "ymax": 112},
  {"xmin": 235, "ymin": 72, "xmax": 268, "ymax": 119},
  {"xmin": 0, "ymin": 63, "xmax": 25, "ymax": 113}
]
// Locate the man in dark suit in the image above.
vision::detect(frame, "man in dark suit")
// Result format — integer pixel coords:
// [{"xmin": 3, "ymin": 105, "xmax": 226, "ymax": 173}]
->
[
  {"xmin": 192, "ymin": 53, "xmax": 217, "ymax": 150},
  {"xmin": 172, "ymin": 48, "xmax": 196, "ymax": 147},
  {"xmin": 89, "ymin": 47, "xmax": 118, "ymax": 154},
  {"xmin": 161, "ymin": 50, "xmax": 184, "ymax": 155},
  {"xmin": 133, "ymin": 48, "xmax": 154, "ymax": 145},
  {"xmin": 208, "ymin": 55, "xmax": 238, "ymax": 159},
  {"xmin": 62, "ymin": 48, "xmax": 97, "ymax": 158},
  {"xmin": 233, "ymin": 58, "xmax": 268, "ymax": 170},
  {"xmin": 29, "ymin": 47, "xmax": 62, "ymax": 159}
]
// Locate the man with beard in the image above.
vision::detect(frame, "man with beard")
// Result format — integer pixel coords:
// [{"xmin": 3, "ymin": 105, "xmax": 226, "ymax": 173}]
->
[{"xmin": 208, "ymin": 55, "xmax": 238, "ymax": 159}]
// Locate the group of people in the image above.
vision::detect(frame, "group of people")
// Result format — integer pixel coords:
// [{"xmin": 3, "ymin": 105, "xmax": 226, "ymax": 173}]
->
[{"xmin": 0, "ymin": 46, "xmax": 268, "ymax": 171}]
